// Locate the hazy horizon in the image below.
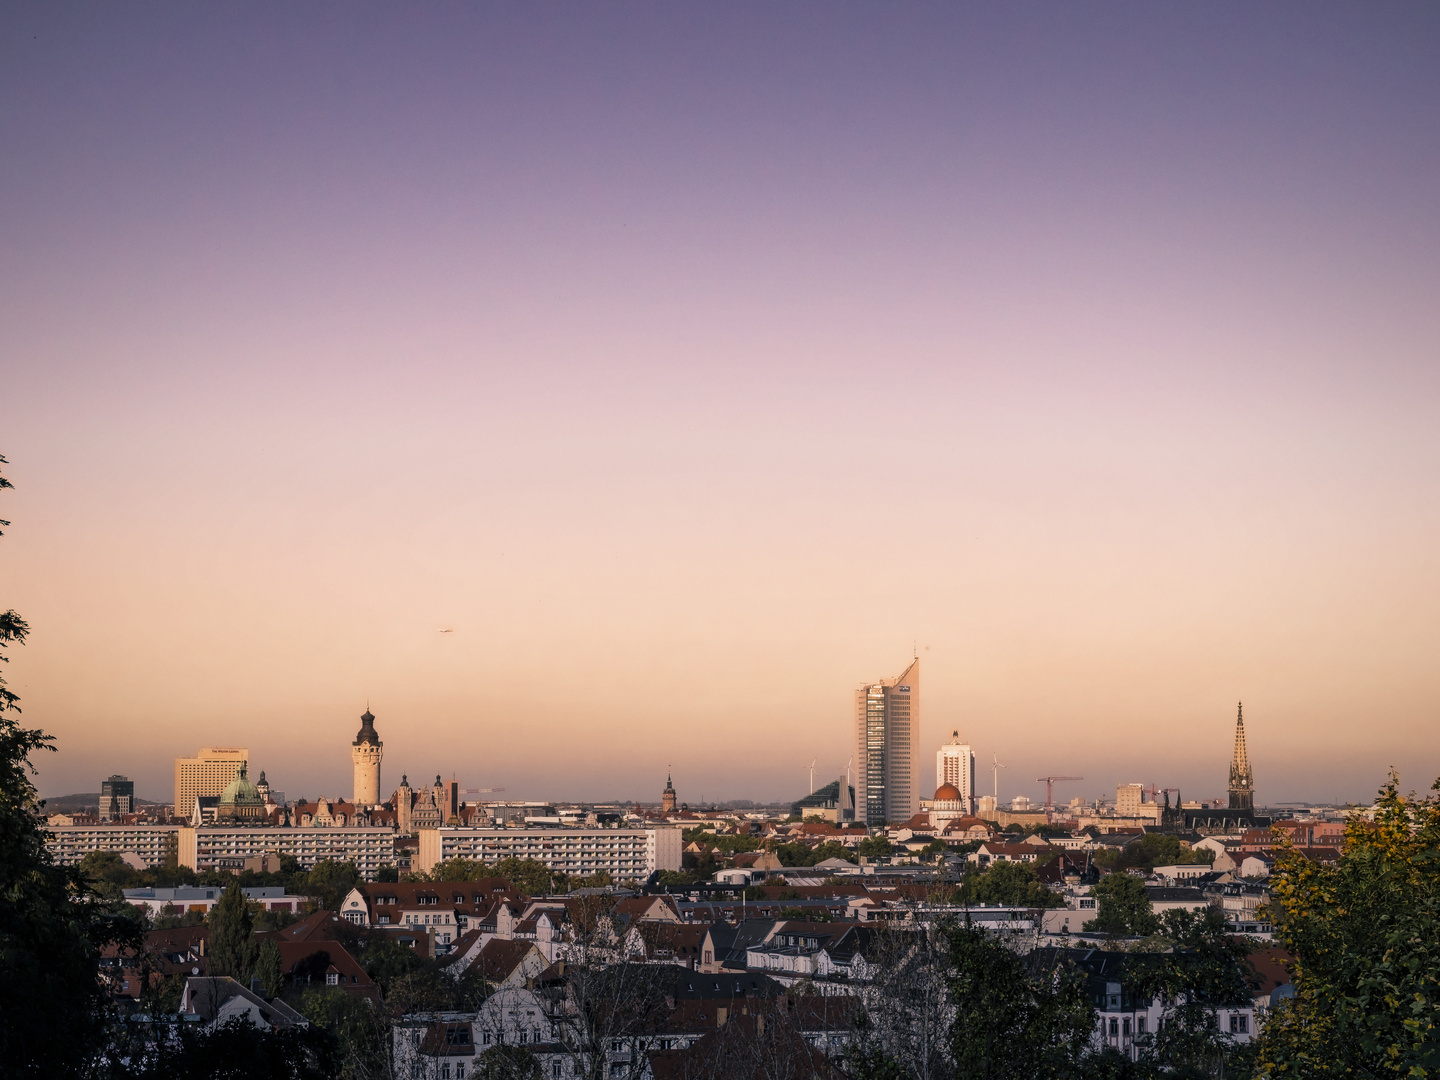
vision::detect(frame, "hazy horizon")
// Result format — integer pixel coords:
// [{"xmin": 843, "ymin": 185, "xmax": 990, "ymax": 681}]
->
[{"xmin": 4, "ymin": 5, "xmax": 1439, "ymax": 809}]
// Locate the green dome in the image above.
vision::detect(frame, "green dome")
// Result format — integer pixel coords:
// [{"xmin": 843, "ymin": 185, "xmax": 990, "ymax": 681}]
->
[{"xmin": 219, "ymin": 763, "xmax": 264, "ymax": 806}]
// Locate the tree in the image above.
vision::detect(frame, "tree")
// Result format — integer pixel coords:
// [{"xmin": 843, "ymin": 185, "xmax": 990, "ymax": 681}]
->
[
  {"xmin": 1256, "ymin": 772, "xmax": 1440, "ymax": 1078},
  {"xmin": 1, "ymin": 454, "xmax": 138, "ymax": 1076},
  {"xmin": 948, "ymin": 924, "xmax": 1094, "ymax": 1079},
  {"xmin": 303, "ymin": 858, "xmax": 362, "ymax": 910},
  {"xmin": 256, "ymin": 937, "xmax": 285, "ymax": 998},
  {"xmin": 962, "ymin": 860, "xmax": 1064, "ymax": 908},
  {"xmin": 493, "ymin": 856, "xmax": 560, "ymax": 895},
  {"xmin": 474, "ymin": 1045, "xmax": 544, "ymax": 1079},
  {"xmin": 373, "ymin": 863, "xmax": 400, "ymax": 882},
  {"xmin": 208, "ymin": 880, "xmax": 260, "ymax": 982},
  {"xmin": 858, "ymin": 836, "xmax": 893, "ymax": 859},
  {"xmin": 853, "ymin": 921, "xmax": 956, "ymax": 1080},
  {"xmin": 1084, "ymin": 872, "xmax": 1158, "ymax": 935}
]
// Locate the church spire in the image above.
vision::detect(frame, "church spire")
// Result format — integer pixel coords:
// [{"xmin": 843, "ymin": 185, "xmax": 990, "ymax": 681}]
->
[{"xmin": 1228, "ymin": 701, "xmax": 1254, "ymax": 811}]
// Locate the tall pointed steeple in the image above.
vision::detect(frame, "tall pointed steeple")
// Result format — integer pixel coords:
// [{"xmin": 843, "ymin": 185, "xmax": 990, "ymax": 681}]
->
[{"xmin": 1228, "ymin": 702, "xmax": 1254, "ymax": 811}]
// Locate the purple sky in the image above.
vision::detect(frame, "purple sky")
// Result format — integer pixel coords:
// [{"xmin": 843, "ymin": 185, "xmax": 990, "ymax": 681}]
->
[{"xmin": 3, "ymin": 4, "xmax": 1439, "ymax": 807}]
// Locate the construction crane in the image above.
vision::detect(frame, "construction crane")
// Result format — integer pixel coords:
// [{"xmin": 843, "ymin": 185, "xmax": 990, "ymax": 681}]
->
[{"xmin": 1035, "ymin": 776, "xmax": 1084, "ymax": 823}]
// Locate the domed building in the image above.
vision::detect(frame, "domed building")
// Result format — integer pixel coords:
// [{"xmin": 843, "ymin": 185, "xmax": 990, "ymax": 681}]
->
[
  {"xmin": 217, "ymin": 763, "xmax": 267, "ymax": 824},
  {"xmin": 921, "ymin": 780, "xmax": 968, "ymax": 831}
]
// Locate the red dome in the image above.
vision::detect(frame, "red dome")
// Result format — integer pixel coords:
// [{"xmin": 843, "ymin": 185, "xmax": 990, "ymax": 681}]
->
[{"xmin": 934, "ymin": 783, "xmax": 963, "ymax": 802}]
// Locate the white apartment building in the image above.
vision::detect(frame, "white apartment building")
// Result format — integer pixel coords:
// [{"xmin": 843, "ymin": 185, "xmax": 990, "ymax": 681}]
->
[
  {"xmin": 414, "ymin": 825, "xmax": 682, "ymax": 882},
  {"xmin": 936, "ymin": 731, "xmax": 976, "ymax": 813},
  {"xmin": 45, "ymin": 824, "xmax": 182, "ymax": 867},
  {"xmin": 178, "ymin": 826, "xmax": 395, "ymax": 878},
  {"xmin": 122, "ymin": 885, "xmax": 308, "ymax": 916}
]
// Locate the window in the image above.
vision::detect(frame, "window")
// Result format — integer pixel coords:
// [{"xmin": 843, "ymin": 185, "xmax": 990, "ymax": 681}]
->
[
  {"xmin": 482, "ymin": 1032, "xmax": 491, "ymax": 1046},
  {"xmin": 534, "ymin": 1029, "xmax": 541, "ymax": 1043},
  {"xmin": 456, "ymin": 1068, "xmax": 465, "ymax": 1079},
  {"xmin": 326, "ymin": 973, "xmax": 340, "ymax": 986},
  {"xmin": 1123, "ymin": 1018, "xmax": 1131, "ymax": 1037},
  {"xmin": 1137, "ymin": 1017, "xmax": 1146, "ymax": 1034},
  {"xmin": 441, "ymin": 1066, "xmax": 451, "ymax": 1080},
  {"xmin": 1109, "ymin": 1019, "xmax": 1119, "ymax": 1037},
  {"xmin": 1238, "ymin": 1015, "xmax": 1249, "ymax": 1034},
  {"xmin": 552, "ymin": 1063, "xmax": 562, "ymax": 1078},
  {"xmin": 520, "ymin": 1031, "xmax": 528, "ymax": 1044}
]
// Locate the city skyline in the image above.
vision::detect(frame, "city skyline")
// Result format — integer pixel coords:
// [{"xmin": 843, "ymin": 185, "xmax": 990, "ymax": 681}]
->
[{"xmin": 4, "ymin": 6, "xmax": 1439, "ymax": 806}]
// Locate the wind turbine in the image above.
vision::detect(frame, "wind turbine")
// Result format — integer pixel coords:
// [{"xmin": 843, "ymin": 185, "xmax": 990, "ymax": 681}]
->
[
  {"xmin": 992, "ymin": 753, "xmax": 1008, "ymax": 800},
  {"xmin": 807, "ymin": 758, "xmax": 817, "ymax": 795}
]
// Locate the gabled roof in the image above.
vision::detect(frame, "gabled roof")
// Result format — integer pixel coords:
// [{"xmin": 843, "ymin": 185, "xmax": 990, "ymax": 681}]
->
[{"xmin": 180, "ymin": 976, "xmax": 309, "ymax": 1029}]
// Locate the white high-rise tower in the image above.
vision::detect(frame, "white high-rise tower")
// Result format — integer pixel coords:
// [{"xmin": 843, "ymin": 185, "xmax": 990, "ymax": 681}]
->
[{"xmin": 936, "ymin": 731, "xmax": 976, "ymax": 815}]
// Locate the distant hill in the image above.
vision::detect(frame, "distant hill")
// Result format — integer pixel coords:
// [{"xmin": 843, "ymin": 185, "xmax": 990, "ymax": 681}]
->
[{"xmin": 42, "ymin": 793, "xmax": 163, "ymax": 812}]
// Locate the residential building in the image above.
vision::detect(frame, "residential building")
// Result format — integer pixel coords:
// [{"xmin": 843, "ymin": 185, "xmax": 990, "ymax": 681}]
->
[
  {"xmin": 414, "ymin": 824, "xmax": 682, "ymax": 882},
  {"xmin": 122, "ymin": 885, "xmax": 308, "ymax": 917},
  {"xmin": 174, "ymin": 747, "xmax": 249, "ymax": 824},
  {"xmin": 180, "ymin": 977, "xmax": 309, "ymax": 1032},
  {"xmin": 177, "ymin": 825, "xmax": 395, "ymax": 878},
  {"xmin": 935, "ymin": 731, "xmax": 975, "ymax": 815},
  {"xmin": 855, "ymin": 657, "xmax": 920, "ymax": 827},
  {"xmin": 45, "ymin": 823, "xmax": 181, "ymax": 868}
]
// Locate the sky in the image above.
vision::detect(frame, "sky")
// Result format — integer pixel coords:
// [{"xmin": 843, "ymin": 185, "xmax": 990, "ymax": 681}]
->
[{"xmin": 3, "ymin": 3, "xmax": 1439, "ymax": 808}]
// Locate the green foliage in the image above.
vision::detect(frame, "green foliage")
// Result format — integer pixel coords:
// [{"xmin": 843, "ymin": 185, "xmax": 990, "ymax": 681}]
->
[
  {"xmin": 858, "ymin": 835, "xmax": 893, "ymax": 858},
  {"xmin": 1, "ymin": 463, "xmax": 141, "ymax": 1075},
  {"xmin": 252, "ymin": 905, "xmax": 301, "ymax": 932},
  {"xmin": 358, "ymin": 932, "xmax": 428, "ymax": 997},
  {"xmin": 706, "ymin": 833, "xmax": 762, "ymax": 854},
  {"xmin": 474, "ymin": 1044, "xmax": 544, "ymax": 1080},
  {"xmin": 948, "ymin": 924, "xmax": 1094, "ymax": 1079},
  {"xmin": 295, "ymin": 987, "xmax": 387, "ymax": 1080},
  {"xmin": 655, "ymin": 869, "xmax": 696, "ymax": 887},
  {"xmin": 152, "ymin": 907, "xmax": 207, "ymax": 929},
  {"xmin": 773, "ymin": 839, "xmax": 858, "ymax": 867},
  {"xmin": 778, "ymin": 905, "xmax": 832, "ymax": 922},
  {"xmin": 1085, "ymin": 872, "xmax": 1158, "ymax": 935},
  {"xmin": 493, "ymin": 856, "xmax": 561, "ymax": 895},
  {"xmin": 1257, "ymin": 772, "xmax": 1440, "ymax": 1078},
  {"xmin": 1093, "ymin": 833, "xmax": 1211, "ymax": 872},
  {"xmin": 101, "ymin": 1014, "xmax": 333, "ymax": 1079},
  {"xmin": 803, "ymin": 814, "xmax": 830, "ymax": 824},
  {"xmin": 208, "ymin": 881, "xmax": 260, "ymax": 981},
  {"xmin": 429, "ymin": 856, "xmax": 492, "ymax": 881},
  {"xmin": 373, "ymin": 863, "xmax": 399, "ymax": 882},
  {"xmin": 302, "ymin": 859, "xmax": 362, "ymax": 910},
  {"xmin": 961, "ymin": 860, "xmax": 1064, "ymax": 908},
  {"xmin": 256, "ymin": 938, "xmax": 285, "ymax": 998}
]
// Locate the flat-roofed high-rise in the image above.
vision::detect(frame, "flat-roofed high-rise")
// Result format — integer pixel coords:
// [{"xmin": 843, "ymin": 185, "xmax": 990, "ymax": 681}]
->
[
  {"xmin": 855, "ymin": 658, "xmax": 920, "ymax": 827},
  {"xmin": 174, "ymin": 747, "xmax": 248, "ymax": 820}
]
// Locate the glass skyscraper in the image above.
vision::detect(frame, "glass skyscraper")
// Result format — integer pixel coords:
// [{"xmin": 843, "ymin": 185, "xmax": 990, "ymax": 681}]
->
[{"xmin": 854, "ymin": 658, "xmax": 920, "ymax": 827}]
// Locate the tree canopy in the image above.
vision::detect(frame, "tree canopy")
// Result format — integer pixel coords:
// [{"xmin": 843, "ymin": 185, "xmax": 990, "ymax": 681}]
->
[{"xmin": 1257, "ymin": 772, "xmax": 1440, "ymax": 1078}]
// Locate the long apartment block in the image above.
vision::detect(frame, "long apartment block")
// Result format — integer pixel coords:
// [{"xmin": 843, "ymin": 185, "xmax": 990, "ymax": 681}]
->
[
  {"xmin": 178, "ymin": 826, "xmax": 397, "ymax": 878},
  {"xmin": 415, "ymin": 825, "xmax": 682, "ymax": 882}
]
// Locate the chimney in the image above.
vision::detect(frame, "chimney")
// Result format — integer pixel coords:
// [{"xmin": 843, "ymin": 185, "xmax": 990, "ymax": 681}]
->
[{"xmin": 716, "ymin": 1007, "xmax": 727, "ymax": 1027}]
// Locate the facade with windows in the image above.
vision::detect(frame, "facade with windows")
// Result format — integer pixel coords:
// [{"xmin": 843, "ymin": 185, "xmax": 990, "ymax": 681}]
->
[
  {"xmin": 854, "ymin": 658, "xmax": 920, "ymax": 827},
  {"xmin": 176, "ymin": 825, "xmax": 394, "ymax": 878},
  {"xmin": 414, "ymin": 825, "xmax": 682, "ymax": 882},
  {"xmin": 45, "ymin": 823, "xmax": 180, "ymax": 867}
]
